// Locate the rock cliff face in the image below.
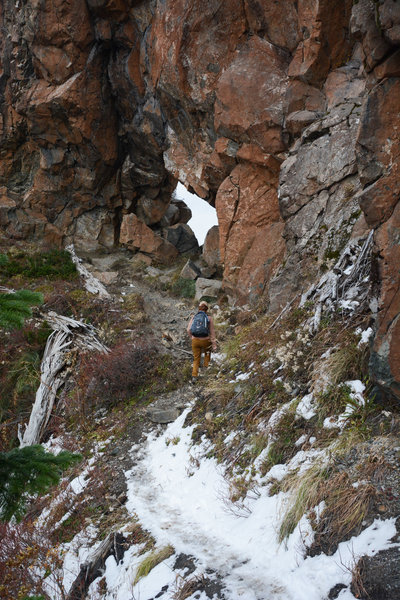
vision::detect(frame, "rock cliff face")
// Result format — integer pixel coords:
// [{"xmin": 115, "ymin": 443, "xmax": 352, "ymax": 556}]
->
[{"xmin": 1, "ymin": 0, "xmax": 400, "ymax": 401}]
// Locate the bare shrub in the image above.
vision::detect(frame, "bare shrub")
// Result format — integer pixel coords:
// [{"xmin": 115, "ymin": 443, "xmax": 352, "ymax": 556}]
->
[
  {"xmin": 70, "ymin": 340, "xmax": 159, "ymax": 414},
  {"xmin": 0, "ymin": 520, "xmax": 65, "ymax": 600}
]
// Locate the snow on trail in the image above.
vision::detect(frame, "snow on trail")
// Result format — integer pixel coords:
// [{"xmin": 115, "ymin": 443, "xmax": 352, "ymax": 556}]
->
[{"xmin": 121, "ymin": 408, "xmax": 398, "ymax": 600}]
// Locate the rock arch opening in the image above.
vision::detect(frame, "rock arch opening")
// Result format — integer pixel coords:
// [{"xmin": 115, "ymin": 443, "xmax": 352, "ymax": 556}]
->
[{"xmin": 174, "ymin": 183, "xmax": 218, "ymax": 247}]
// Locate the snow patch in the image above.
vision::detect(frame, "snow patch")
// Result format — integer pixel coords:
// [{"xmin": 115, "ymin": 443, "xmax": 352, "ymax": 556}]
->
[
  {"xmin": 296, "ymin": 393, "xmax": 316, "ymax": 420},
  {"xmin": 112, "ymin": 411, "xmax": 397, "ymax": 600},
  {"xmin": 357, "ymin": 327, "xmax": 373, "ymax": 346}
]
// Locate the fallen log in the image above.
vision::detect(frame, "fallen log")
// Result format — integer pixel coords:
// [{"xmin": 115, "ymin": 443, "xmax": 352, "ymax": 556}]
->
[{"xmin": 66, "ymin": 532, "xmax": 127, "ymax": 600}]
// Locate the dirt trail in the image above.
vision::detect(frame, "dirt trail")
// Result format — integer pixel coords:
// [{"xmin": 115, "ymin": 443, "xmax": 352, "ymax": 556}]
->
[
  {"xmin": 94, "ymin": 254, "xmax": 197, "ymax": 355},
  {"xmin": 60, "ymin": 253, "xmax": 235, "ymax": 598},
  {"xmin": 123, "ymin": 278, "xmax": 193, "ymax": 349}
]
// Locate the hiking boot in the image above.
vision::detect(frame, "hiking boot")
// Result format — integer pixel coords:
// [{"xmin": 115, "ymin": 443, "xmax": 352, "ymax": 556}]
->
[{"xmin": 191, "ymin": 377, "xmax": 197, "ymax": 385}]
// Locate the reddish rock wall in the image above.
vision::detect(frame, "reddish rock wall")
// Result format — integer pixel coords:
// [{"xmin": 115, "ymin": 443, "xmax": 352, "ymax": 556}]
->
[{"xmin": 1, "ymin": 0, "xmax": 400, "ymax": 400}]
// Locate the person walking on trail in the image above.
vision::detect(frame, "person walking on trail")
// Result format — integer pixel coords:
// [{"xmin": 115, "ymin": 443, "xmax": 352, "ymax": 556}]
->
[{"xmin": 187, "ymin": 301, "xmax": 217, "ymax": 382}]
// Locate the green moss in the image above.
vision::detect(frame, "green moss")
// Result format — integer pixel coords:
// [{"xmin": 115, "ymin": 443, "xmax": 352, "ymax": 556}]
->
[
  {"xmin": 350, "ymin": 209, "xmax": 361, "ymax": 221},
  {"xmin": 323, "ymin": 247, "xmax": 341, "ymax": 262},
  {"xmin": 170, "ymin": 277, "xmax": 196, "ymax": 298},
  {"xmin": 0, "ymin": 249, "xmax": 77, "ymax": 281},
  {"xmin": 68, "ymin": 289, "xmax": 91, "ymax": 303}
]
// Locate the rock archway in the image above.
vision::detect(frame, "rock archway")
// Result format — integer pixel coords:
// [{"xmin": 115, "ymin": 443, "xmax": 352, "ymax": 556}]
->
[{"xmin": 1, "ymin": 0, "xmax": 400, "ymax": 399}]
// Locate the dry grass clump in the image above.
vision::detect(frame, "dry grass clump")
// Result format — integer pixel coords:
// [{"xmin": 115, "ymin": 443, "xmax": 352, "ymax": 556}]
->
[
  {"xmin": 134, "ymin": 545, "xmax": 174, "ymax": 584},
  {"xmin": 310, "ymin": 473, "xmax": 378, "ymax": 555},
  {"xmin": 350, "ymin": 556, "xmax": 370, "ymax": 600},
  {"xmin": 279, "ymin": 465, "xmax": 379, "ymax": 554},
  {"xmin": 279, "ymin": 464, "xmax": 330, "ymax": 542},
  {"xmin": 124, "ymin": 521, "xmax": 155, "ymax": 551},
  {"xmin": 172, "ymin": 573, "xmax": 209, "ymax": 600},
  {"xmin": 325, "ymin": 343, "xmax": 368, "ymax": 385},
  {"xmin": 356, "ymin": 453, "xmax": 391, "ymax": 483}
]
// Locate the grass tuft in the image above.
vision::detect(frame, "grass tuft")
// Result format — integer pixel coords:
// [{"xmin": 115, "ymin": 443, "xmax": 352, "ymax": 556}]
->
[
  {"xmin": 279, "ymin": 464, "xmax": 330, "ymax": 543},
  {"xmin": 280, "ymin": 465, "xmax": 379, "ymax": 554},
  {"xmin": 170, "ymin": 277, "xmax": 196, "ymax": 298},
  {"xmin": 173, "ymin": 574, "xmax": 209, "ymax": 600},
  {"xmin": 134, "ymin": 545, "xmax": 174, "ymax": 584},
  {"xmin": 326, "ymin": 343, "xmax": 367, "ymax": 385}
]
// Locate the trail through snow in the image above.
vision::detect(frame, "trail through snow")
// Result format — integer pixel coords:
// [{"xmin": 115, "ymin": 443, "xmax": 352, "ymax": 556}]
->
[
  {"xmin": 107, "ymin": 408, "xmax": 398, "ymax": 600},
  {"xmin": 30, "ymin": 254, "xmax": 396, "ymax": 600}
]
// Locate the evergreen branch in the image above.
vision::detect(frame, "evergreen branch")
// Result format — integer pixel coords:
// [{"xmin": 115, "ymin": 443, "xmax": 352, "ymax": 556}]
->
[{"xmin": 0, "ymin": 445, "xmax": 81, "ymax": 521}]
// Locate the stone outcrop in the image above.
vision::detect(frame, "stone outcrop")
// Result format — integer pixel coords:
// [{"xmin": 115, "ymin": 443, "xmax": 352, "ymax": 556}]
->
[
  {"xmin": 269, "ymin": 101, "xmax": 365, "ymax": 312},
  {"xmin": 216, "ymin": 163, "xmax": 284, "ymax": 302},
  {"xmin": 356, "ymin": 75, "xmax": 400, "ymax": 402},
  {"xmin": 120, "ymin": 214, "xmax": 178, "ymax": 263},
  {"xmin": 180, "ymin": 260, "xmax": 201, "ymax": 281},
  {"xmin": 202, "ymin": 226, "xmax": 220, "ymax": 270},
  {"xmin": 1, "ymin": 0, "xmax": 400, "ymax": 401},
  {"xmin": 163, "ymin": 224, "xmax": 199, "ymax": 255}
]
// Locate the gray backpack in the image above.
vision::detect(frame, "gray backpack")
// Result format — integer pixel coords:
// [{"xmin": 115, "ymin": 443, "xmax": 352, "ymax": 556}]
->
[{"xmin": 190, "ymin": 311, "xmax": 210, "ymax": 337}]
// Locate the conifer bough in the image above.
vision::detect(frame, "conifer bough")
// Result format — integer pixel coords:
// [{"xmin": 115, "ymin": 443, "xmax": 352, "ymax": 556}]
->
[
  {"xmin": 0, "ymin": 445, "xmax": 81, "ymax": 521},
  {"xmin": 0, "ymin": 289, "xmax": 43, "ymax": 329}
]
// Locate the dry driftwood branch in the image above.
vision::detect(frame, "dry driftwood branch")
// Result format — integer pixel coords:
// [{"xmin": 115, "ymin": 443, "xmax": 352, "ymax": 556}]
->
[
  {"xmin": 19, "ymin": 313, "xmax": 109, "ymax": 447},
  {"xmin": 66, "ymin": 532, "xmax": 127, "ymax": 600},
  {"xmin": 66, "ymin": 244, "xmax": 111, "ymax": 298},
  {"xmin": 45, "ymin": 312, "xmax": 110, "ymax": 354},
  {"xmin": 266, "ymin": 294, "xmax": 299, "ymax": 333},
  {"xmin": 19, "ymin": 330, "xmax": 71, "ymax": 447}
]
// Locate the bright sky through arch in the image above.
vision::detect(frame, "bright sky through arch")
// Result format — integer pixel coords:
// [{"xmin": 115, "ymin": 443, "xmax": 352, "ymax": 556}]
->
[{"xmin": 175, "ymin": 182, "xmax": 218, "ymax": 246}]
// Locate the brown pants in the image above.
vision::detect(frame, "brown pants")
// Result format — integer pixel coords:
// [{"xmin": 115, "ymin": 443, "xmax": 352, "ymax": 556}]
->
[{"xmin": 191, "ymin": 337, "xmax": 212, "ymax": 377}]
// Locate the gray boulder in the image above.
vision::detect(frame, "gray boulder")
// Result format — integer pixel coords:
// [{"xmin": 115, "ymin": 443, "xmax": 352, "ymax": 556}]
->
[
  {"xmin": 202, "ymin": 225, "xmax": 220, "ymax": 268},
  {"xmin": 147, "ymin": 407, "xmax": 180, "ymax": 424},
  {"xmin": 164, "ymin": 223, "xmax": 199, "ymax": 254},
  {"xmin": 180, "ymin": 259, "xmax": 201, "ymax": 280},
  {"xmin": 195, "ymin": 277, "xmax": 222, "ymax": 300}
]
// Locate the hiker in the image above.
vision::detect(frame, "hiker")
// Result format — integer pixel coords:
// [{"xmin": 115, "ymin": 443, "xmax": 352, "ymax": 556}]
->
[{"xmin": 187, "ymin": 301, "xmax": 217, "ymax": 382}]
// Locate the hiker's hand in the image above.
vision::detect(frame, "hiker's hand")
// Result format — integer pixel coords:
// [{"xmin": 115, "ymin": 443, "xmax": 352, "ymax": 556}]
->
[{"xmin": 212, "ymin": 343, "xmax": 217, "ymax": 351}]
